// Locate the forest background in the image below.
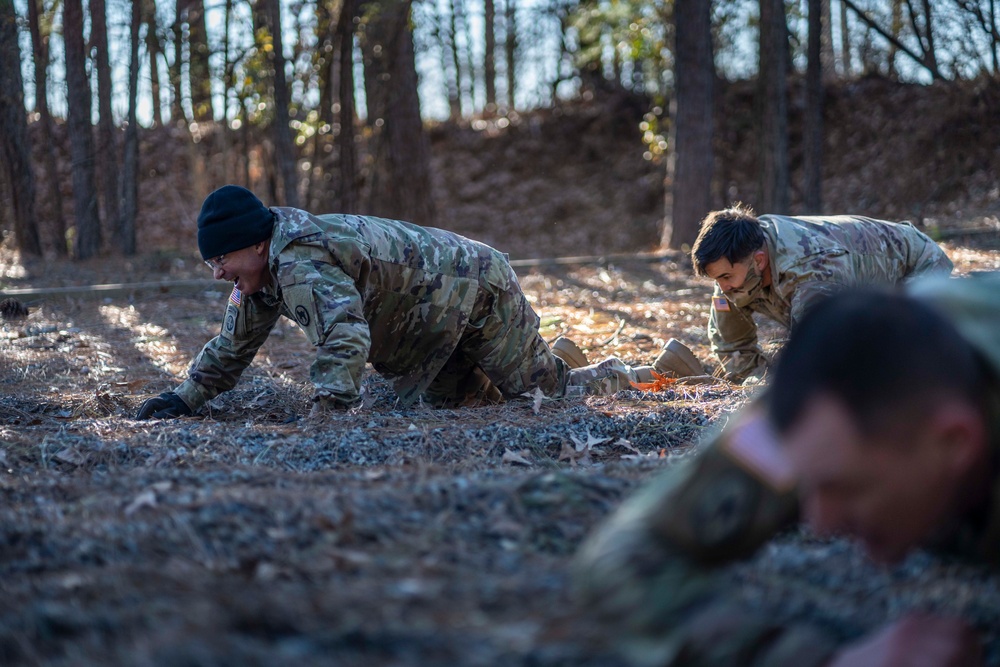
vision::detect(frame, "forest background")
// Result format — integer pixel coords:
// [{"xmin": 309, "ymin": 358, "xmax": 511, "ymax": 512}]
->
[{"xmin": 1, "ymin": 0, "xmax": 1000, "ymax": 268}]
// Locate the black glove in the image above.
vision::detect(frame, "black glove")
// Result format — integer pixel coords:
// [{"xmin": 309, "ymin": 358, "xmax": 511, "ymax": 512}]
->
[{"xmin": 136, "ymin": 392, "xmax": 193, "ymax": 419}]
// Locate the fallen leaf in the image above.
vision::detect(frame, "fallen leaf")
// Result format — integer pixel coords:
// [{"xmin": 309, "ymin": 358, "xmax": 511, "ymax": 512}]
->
[
  {"xmin": 501, "ymin": 448, "xmax": 532, "ymax": 466},
  {"xmin": 569, "ymin": 431, "xmax": 612, "ymax": 452},
  {"xmin": 530, "ymin": 387, "xmax": 545, "ymax": 415},
  {"xmin": 613, "ymin": 437, "xmax": 639, "ymax": 454},
  {"xmin": 53, "ymin": 447, "xmax": 86, "ymax": 466},
  {"xmin": 250, "ymin": 390, "xmax": 273, "ymax": 408},
  {"xmin": 558, "ymin": 441, "xmax": 591, "ymax": 466},
  {"xmin": 124, "ymin": 489, "xmax": 157, "ymax": 516}
]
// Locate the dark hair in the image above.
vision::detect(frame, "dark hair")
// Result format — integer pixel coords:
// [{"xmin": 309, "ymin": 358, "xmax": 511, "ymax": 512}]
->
[
  {"xmin": 691, "ymin": 204, "xmax": 764, "ymax": 276},
  {"xmin": 768, "ymin": 289, "xmax": 988, "ymax": 437}
]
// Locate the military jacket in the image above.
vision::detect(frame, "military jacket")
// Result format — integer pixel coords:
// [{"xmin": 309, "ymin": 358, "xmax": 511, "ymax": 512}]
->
[
  {"xmin": 574, "ymin": 274, "xmax": 1000, "ymax": 667},
  {"xmin": 175, "ymin": 208, "xmax": 514, "ymax": 410},
  {"xmin": 710, "ymin": 215, "xmax": 953, "ymax": 381}
]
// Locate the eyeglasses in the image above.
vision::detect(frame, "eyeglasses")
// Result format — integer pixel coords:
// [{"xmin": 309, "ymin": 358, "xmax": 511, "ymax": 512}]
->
[{"xmin": 205, "ymin": 254, "xmax": 227, "ymax": 271}]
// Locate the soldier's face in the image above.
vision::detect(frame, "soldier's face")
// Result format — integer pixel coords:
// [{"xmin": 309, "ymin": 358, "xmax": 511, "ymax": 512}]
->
[
  {"xmin": 704, "ymin": 251, "xmax": 766, "ymax": 294},
  {"xmin": 782, "ymin": 394, "xmax": 979, "ymax": 565},
  {"xmin": 209, "ymin": 241, "xmax": 271, "ymax": 294}
]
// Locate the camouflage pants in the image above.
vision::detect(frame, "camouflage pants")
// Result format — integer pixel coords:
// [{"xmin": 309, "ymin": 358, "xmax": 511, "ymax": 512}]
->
[{"xmin": 422, "ymin": 280, "xmax": 569, "ymax": 407}]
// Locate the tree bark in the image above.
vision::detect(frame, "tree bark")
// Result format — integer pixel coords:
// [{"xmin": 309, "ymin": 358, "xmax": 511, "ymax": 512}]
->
[
  {"xmin": 361, "ymin": 0, "xmax": 436, "ymax": 225},
  {"xmin": 484, "ymin": 0, "xmax": 496, "ymax": 111},
  {"xmin": 64, "ymin": 0, "xmax": 103, "ymax": 259},
  {"xmin": 0, "ymin": 0, "xmax": 42, "ymax": 256},
  {"xmin": 170, "ymin": 0, "xmax": 186, "ymax": 123},
  {"xmin": 447, "ymin": 0, "xmax": 464, "ymax": 118},
  {"xmin": 144, "ymin": 0, "xmax": 164, "ymax": 126},
  {"xmin": 839, "ymin": 0, "xmax": 852, "ymax": 76},
  {"xmin": 505, "ymin": 0, "xmax": 516, "ymax": 110},
  {"xmin": 26, "ymin": 0, "xmax": 66, "ymax": 255},
  {"xmin": 435, "ymin": 2, "xmax": 461, "ymax": 120},
  {"xmin": 120, "ymin": 0, "xmax": 141, "ymax": 255},
  {"xmin": 91, "ymin": 0, "xmax": 121, "ymax": 230},
  {"xmin": 804, "ymin": 0, "xmax": 823, "ymax": 213},
  {"xmin": 820, "ymin": 0, "xmax": 835, "ymax": 79},
  {"xmin": 261, "ymin": 0, "xmax": 299, "ymax": 206},
  {"xmin": 666, "ymin": 0, "xmax": 714, "ymax": 250},
  {"xmin": 188, "ymin": 0, "xmax": 213, "ymax": 121},
  {"xmin": 757, "ymin": 0, "xmax": 789, "ymax": 214},
  {"xmin": 338, "ymin": 0, "xmax": 358, "ymax": 213}
]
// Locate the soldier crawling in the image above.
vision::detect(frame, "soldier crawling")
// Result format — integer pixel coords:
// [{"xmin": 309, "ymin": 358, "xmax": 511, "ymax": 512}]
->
[
  {"xmin": 136, "ymin": 185, "xmax": 633, "ymax": 419},
  {"xmin": 574, "ymin": 275, "xmax": 1000, "ymax": 667},
  {"xmin": 691, "ymin": 204, "xmax": 953, "ymax": 383}
]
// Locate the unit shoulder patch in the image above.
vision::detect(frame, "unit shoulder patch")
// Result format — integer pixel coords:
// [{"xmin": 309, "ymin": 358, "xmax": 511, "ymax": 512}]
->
[{"xmin": 721, "ymin": 414, "xmax": 796, "ymax": 492}]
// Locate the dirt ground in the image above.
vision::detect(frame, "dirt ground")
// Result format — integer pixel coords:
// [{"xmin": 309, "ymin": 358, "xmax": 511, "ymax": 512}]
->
[{"xmin": 2, "ymin": 233, "xmax": 1000, "ymax": 665}]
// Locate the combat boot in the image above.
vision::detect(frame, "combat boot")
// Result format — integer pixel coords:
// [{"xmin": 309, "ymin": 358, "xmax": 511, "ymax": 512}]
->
[
  {"xmin": 566, "ymin": 357, "xmax": 637, "ymax": 396},
  {"xmin": 652, "ymin": 339, "xmax": 703, "ymax": 377},
  {"xmin": 551, "ymin": 336, "xmax": 590, "ymax": 369}
]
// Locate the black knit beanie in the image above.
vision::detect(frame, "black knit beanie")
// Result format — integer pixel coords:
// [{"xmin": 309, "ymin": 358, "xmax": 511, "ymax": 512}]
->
[{"xmin": 197, "ymin": 185, "xmax": 275, "ymax": 260}]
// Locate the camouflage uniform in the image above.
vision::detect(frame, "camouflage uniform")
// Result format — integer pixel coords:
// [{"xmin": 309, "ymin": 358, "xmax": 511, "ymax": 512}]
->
[
  {"xmin": 174, "ymin": 208, "xmax": 569, "ymax": 411},
  {"xmin": 573, "ymin": 274, "xmax": 1000, "ymax": 667},
  {"xmin": 710, "ymin": 215, "xmax": 953, "ymax": 381}
]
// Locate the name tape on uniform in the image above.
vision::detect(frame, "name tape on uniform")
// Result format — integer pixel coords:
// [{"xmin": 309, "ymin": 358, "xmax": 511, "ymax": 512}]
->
[{"xmin": 722, "ymin": 414, "xmax": 796, "ymax": 492}]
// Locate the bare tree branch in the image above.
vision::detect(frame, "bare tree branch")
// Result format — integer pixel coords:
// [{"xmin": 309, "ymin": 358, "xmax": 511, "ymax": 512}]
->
[{"xmin": 841, "ymin": 0, "xmax": 944, "ymax": 79}]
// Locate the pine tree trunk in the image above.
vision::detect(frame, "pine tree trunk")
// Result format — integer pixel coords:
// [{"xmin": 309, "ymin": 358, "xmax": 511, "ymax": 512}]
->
[
  {"xmin": 0, "ymin": 0, "xmax": 42, "ymax": 256},
  {"xmin": 188, "ymin": 0, "xmax": 213, "ymax": 121},
  {"xmin": 170, "ymin": 0, "xmax": 186, "ymax": 123},
  {"xmin": 820, "ymin": 0, "xmax": 835, "ymax": 80},
  {"xmin": 448, "ymin": 0, "xmax": 463, "ymax": 118},
  {"xmin": 361, "ymin": 0, "xmax": 435, "ymax": 225},
  {"xmin": 120, "ymin": 0, "xmax": 141, "ymax": 255},
  {"xmin": 504, "ymin": 0, "xmax": 516, "ymax": 110},
  {"xmin": 26, "ymin": 0, "xmax": 66, "ymax": 255},
  {"xmin": 436, "ymin": 3, "xmax": 460, "ymax": 120},
  {"xmin": 839, "ymin": 0, "xmax": 852, "ymax": 76},
  {"xmin": 484, "ymin": 0, "xmax": 496, "ymax": 112},
  {"xmin": 91, "ymin": 0, "xmax": 121, "ymax": 230},
  {"xmin": 666, "ymin": 0, "xmax": 714, "ymax": 249},
  {"xmin": 261, "ymin": 0, "xmax": 299, "ymax": 206},
  {"xmin": 804, "ymin": 0, "xmax": 823, "ymax": 213},
  {"xmin": 757, "ymin": 0, "xmax": 789, "ymax": 214},
  {"xmin": 338, "ymin": 0, "xmax": 358, "ymax": 213},
  {"xmin": 144, "ymin": 0, "xmax": 164, "ymax": 127},
  {"xmin": 64, "ymin": 0, "xmax": 103, "ymax": 259}
]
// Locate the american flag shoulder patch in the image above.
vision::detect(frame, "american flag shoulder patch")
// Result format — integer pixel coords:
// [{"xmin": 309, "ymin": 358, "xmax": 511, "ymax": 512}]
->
[
  {"xmin": 712, "ymin": 296, "xmax": 730, "ymax": 312},
  {"xmin": 229, "ymin": 287, "xmax": 242, "ymax": 307}
]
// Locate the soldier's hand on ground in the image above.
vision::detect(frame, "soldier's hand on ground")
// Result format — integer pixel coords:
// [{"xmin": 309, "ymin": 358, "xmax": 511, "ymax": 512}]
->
[
  {"xmin": 826, "ymin": 614, "xmax": 982, "ymax": 667},
  {"xmin": 136, "ymin": 392, "xmax": 193, "ymax": 420}
]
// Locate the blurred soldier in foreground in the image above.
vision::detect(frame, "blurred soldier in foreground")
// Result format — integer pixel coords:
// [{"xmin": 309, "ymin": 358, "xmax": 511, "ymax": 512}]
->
[
  {"xmin": 691, "ymin": 204, "xmax": 953, "ymax": 383},
  {"xmin": 574, "ymin": 274, "xmax": 1000, "ymax": 667},
  {"xmin": 136, "ymin": 185, "xmax": 634, "ymax": 419}
]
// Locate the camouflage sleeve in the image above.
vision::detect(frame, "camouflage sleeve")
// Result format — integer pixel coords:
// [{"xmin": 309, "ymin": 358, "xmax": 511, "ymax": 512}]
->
[
  {"xmin": 572, "ymin": 409, "xmax": 838, "ymax": 667},
  {"xmin": 279, "ymin": 254, "xmax": 371, "ymax": 408},
  {"xmin": 787, "ymin": 281, "xmax": 848, "ymax": 329},
  {"xmin": 175, "ymin": 291, "xmax": 283, "ymax": 411},
  {"xmin": 902, "ymin": 224, "xmax": 953, "ymax": 279},
  {"xmin": 708, "ymin": 286, "xmax": 767, "ymax": 382}
]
